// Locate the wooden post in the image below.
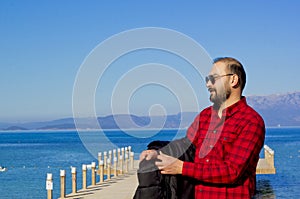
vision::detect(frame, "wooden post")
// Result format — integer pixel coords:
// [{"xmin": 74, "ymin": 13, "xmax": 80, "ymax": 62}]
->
[
  {"xmin": 98, "ymin": 152, "xmax": 102, "ymax": 169},
  {"xmin": 114, "ymin": 157, "xmax": 118, "ymax": 177},
  {"xmin": 130, "ymin": 152, "xmax": 134, "ymax": 170},
  {"xmin": 128, "ymin": 146, "xmax": 132, "ymax": 169},
  {"xmin": 82, "ymin": 164, "xmax": 87, "ymax": 190},
  {"xmin": 46, "ymin": 173, "xmax": 53, "ymax": 199},
  {"xmin": 119, "ymin": 155, "xmax": 123, "ymax": 175},
  {"xmin": 91, "ymin": 162, "xmax": 96, "ymax": 186},
  {"xmin": 71, "ymin": 167, "xmax": 77, "ymax": 194},
  {"xmin": 109, "ymin": 150, "xmax": 112, "ymax": 164},
  {"xmin": 113, "ymin": 149, "xmax": 117, "ymax": 165},
  {"xmin": 121, "ymin": 148, "xmax": 125, "ymax": 163},
  {"xmin": 99, "ymin": 160, "xmax": 104, "ymax": 183},
  {"xmin": 107, "ymin": 158, "xmax": 111, "ymax": 180},
  {"xmin": 125, "ymin": 153, "xmax": 128, "ymax": 173},
  {"xmin": 60, "ymin": 170, "xmax": 66, "ymax": 199},
  {"xmin": 128, "ymin": 146, "xmax": 132, "ymax": 155},
  {"xmin": 104, "ymin": 151, "xmax": 107, "ymax": 169},
  {"xmin": 117, "ymin": 148, "xmax": 121, "ymax": 167}
]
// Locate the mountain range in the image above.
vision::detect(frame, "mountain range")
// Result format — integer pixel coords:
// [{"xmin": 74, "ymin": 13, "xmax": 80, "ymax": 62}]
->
[
  {"xmin": 247, "ymin": 91, "xmax": 300, "ymax": 127},
  {"xmin": 1, "ymin": 91, "xmax": 300, "ymax": 130}
]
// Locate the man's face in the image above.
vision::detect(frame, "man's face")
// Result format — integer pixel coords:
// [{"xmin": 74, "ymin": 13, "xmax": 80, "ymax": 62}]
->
[{"xmin": 206, "ymin": 62, "xmax": 231, "ymax": 107}]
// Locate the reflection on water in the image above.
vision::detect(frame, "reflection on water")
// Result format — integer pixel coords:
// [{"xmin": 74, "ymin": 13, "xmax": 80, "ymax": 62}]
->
[{"xmin": 254, "ymin": 179, "xmax": 275, "ymax": 199}]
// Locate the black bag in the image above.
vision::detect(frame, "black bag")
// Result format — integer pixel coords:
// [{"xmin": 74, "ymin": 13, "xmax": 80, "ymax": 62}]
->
[{"xmin": 133, "ymin": 137, "xmax": 195, "ymax": 199}]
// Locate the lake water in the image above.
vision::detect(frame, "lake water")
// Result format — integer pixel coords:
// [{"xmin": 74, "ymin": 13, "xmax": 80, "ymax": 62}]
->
[{"xmin": 0, "ymin": 128, "xmax": 299, "ymax": 199}]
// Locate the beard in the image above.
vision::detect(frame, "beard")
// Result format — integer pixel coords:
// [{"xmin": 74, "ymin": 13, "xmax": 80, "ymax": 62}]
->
[{"xmin": 210, "ymin": 87, "xmax": 231, "ymax": 109}]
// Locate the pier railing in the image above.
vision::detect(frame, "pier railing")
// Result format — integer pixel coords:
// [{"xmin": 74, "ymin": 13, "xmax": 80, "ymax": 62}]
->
[
  {"xmin": 46, "ymin": 146, "xmax": 135, "ymax": 199},
  {"xmin": 256, "ymin": 145, "xmax": 276, "ymax": 174},
  {"xmin": 46, "ymin": 144, "xmax": 275, "ymax": 199}
]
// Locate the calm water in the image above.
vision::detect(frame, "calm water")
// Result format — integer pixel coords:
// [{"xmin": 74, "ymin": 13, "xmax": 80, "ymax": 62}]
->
[{"xmin": 0, "ymin": 128, "xmax": 299, "ymax": 199}]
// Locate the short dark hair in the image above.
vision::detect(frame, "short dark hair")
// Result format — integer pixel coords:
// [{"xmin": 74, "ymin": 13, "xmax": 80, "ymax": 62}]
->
[{"xmin": 213, "ymin": 57, "xmax": 246, "ymax": 92}]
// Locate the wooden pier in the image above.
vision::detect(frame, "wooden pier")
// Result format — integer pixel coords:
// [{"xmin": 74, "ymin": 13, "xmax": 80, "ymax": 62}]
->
[
  {"xmin": 57, "ymin": 162, "xmax": 139, "ymax": 199},
  {"xmin": 46, "ymin": 146, "xmax": 137, "ymax": 199},
  {"xmin": 46, "ymin": 145, "xmax": 275, "ymax": 199},
  {"xmin": 256, "ymin": 145, "xmax": 276, "ymax": 174}
]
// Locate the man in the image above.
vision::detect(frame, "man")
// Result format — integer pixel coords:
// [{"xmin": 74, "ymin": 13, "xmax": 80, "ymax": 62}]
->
[{"xmin": 139, "ymin": 57, "xmax": 265, "ymax": 198}]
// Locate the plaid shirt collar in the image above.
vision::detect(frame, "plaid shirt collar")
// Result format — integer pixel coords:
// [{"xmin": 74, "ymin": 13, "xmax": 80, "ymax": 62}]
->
[{"xmin": 211, "ymin": 96, "xmax": 247, "ymax": 119}]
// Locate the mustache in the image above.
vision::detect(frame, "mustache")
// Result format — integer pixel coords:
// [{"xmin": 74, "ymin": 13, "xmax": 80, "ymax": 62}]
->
[{"xmin": 208, "ymin": 88, "xmax": 216, "ymax": 92}]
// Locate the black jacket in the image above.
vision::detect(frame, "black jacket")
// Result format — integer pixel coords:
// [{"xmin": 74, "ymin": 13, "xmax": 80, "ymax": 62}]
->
[{"xmin": 133, "ymin": 137, "xmax": 196, "ymax": 199}]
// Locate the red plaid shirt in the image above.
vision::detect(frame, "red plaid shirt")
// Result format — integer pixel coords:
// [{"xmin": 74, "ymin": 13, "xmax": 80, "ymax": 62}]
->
[{"xmin": 183, "ymin": 97, "xmax": 265, "ymax": 199}]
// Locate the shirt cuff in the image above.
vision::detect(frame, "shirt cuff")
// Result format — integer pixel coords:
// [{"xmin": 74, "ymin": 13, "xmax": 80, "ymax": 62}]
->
[{"xmin": 182, "ymin": 161, "xmax": 195, "ymax": 178}]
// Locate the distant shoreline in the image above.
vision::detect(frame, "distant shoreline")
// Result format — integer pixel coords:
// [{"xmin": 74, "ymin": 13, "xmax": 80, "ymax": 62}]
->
[
  {"xmin": 1, "ymin": 126, "xmax": 300, "ymax": 133},
  {"xmin": 0, "ymin": 127, "xmax": 189, "ymax": 133}
]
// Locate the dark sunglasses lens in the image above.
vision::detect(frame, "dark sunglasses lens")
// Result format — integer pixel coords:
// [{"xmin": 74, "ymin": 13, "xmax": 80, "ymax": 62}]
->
[
  {"xmin": 205, "ymin": 76, "xmax": 209, "ymax": 83},
  {"xmin": 205, "ymin": 76, "xmax": 215, "ymax": 84}
]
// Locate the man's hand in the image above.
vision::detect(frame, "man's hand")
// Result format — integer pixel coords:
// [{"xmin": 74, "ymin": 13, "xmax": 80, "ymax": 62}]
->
[
  {"xmin": 155, "ymin": 152, "xmax": 183, "ymax": 175},
  {"xmin": 139, "ymin": 149, "xmax": 158, "ymax": 161}
]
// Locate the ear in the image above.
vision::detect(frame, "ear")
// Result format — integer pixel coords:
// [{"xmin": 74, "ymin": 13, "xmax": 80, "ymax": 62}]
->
[{"xmin": 231, "ymin": 74, "xmax": 240, "ymax": 88}]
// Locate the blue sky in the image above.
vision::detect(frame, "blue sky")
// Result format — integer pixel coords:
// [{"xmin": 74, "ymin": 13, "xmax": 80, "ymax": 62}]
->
[{"xmin": 1, "ymin": 0, "xmax": 300, "ymax": 122}]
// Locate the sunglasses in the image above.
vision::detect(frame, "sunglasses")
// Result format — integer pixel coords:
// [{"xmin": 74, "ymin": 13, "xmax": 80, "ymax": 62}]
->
[{"xmin": 205, "ymin": 74, "xmax": 234, "ymax": 84}]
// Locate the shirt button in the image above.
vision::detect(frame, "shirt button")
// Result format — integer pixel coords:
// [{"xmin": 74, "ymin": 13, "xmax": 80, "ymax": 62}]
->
[
  {"xmin": 199, "ymin": 189, "xmax": 203, "ymax": 192},
  {"xmin": 206, "ymin": 159, "xmax": 209, "ymax": 162},
  {"xmin": 209, "ymin": 145, "xmax": 213, "ymax": 148},
  {"xmin": 213, "ymin": 130, "xmax": 217, "ymax": 133}
]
